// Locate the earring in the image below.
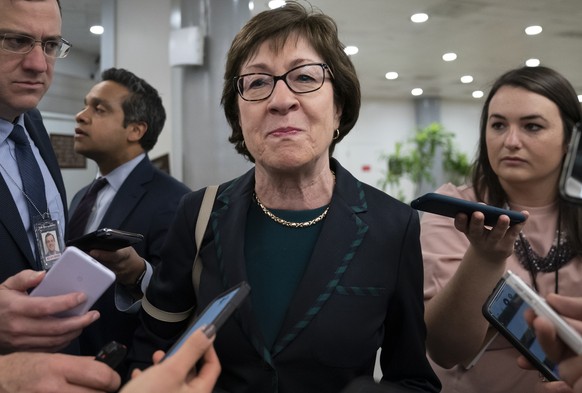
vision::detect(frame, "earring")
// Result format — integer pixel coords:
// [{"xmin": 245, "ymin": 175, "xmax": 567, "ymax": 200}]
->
[
  {"xmin": 241, "ymin": 139, "xmax": 246, "ymax": 149},
  {"xmin": 333, "ymin": 129, "xmax": 340, "ymax": 140}
]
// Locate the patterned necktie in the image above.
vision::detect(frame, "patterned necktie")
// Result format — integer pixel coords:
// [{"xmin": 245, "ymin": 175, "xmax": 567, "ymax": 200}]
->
[
  {"xmin": 8, "ymin": 124, "xmax": 48, "ymax": 222},
  {"xmin": 68, "ymin": 177, "xmax": 108, "ymax": 240}
]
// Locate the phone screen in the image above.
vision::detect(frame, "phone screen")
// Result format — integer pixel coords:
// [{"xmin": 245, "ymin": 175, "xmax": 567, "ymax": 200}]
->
[
  {"xmin": 163, "ymin": 283, "xmax": 249, "ymax": 359},
  {"xmin": 484, "ymin": 280, "xmax": 559, "ymax": 380}
]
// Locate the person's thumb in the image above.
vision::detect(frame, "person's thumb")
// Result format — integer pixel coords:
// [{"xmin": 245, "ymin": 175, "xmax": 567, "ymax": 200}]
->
[{"xmin": 0, "ymin": 270, "xmax": 45, "ymax": 292}]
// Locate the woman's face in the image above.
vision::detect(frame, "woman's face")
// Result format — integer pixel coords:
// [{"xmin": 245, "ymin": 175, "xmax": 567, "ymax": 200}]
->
[
  {"xmin": 486, "ymin": 85, "xmax": 567, "ymax": 191},
  {"xmin": 237, "ymin": 35, "xmax": 341, "ymax": 174}
]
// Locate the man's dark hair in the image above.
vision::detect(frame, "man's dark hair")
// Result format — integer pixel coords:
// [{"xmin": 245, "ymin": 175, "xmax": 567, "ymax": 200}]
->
[{"xmin": 101, "ymin": 68, "xmax": 166, "ymax": 151}]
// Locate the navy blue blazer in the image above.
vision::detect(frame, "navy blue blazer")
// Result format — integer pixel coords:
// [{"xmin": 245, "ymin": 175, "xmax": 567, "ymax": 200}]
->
[
  {"xmin": 131, "ymin": 158, "xmax": 440, "ymax": 393},
  {"xmin": 68, "ymin": 156, "xmax": 190, "ymax": 360},
  {"xmin": 0, "ymin": 109, "xmax": 67, "ymax": 280}
]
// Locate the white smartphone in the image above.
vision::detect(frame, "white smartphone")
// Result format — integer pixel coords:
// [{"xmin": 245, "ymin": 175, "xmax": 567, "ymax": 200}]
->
[
  {"xmin": 29, "ymin": 246, "xmax": 116, "ymax": 317},
  {"xmin": 504, "ymin": 270, "xmax": 582, "ymax": 355},
  {"xmin": 162, "ymin": 281, "xmax": 251, "ymax": 360}
]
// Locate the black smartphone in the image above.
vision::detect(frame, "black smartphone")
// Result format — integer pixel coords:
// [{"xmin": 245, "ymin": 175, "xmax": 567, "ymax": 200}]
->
[
  {"xmin": 66, "ymin": 228, "xmax": 144, "ymax": 252},
  {"xmin": 410, "ymin": 192, "xmax": 526, "ymax": 227},
  {"xmin": 95, "ymin": 341, "xmax": 127, "ymax": 369},
  {"xmin": 482, "ymin": 275, "xmax": 559, "ymax": 381},
  {"xmin": 162, "ymin": 281, "xmax": 251, "ymax": 360}
]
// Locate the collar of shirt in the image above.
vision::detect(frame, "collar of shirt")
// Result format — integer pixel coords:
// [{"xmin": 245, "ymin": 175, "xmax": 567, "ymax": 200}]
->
[
  {"xmin": 85, "ymin": 153, "xmax": 146, "ymax": 233},
  {"xmin": 0, "ymin": 116, "xmax": 25, "ymax": 144},
  {"xmin": 98, "ymin": 153, "xmax": 146, "ymax": 192}
]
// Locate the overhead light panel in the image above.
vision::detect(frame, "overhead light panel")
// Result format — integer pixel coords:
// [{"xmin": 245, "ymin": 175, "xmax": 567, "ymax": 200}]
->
[
  {"xmin": 525, "ymin": 25, "xmax": 543, "ymax": 35},
  {"xmin": 411, "ymin": 13, "xmax": 429, "ymax": 23},
  {"xmin": 460, "ymin": 75, "xmax": 473, "ymax": 84},
  {"xmin": 90, "ymin": 25, "xmax": 104, "ymax": 35},
  {"xmin": 344, "ymin": 46, "xmax": 359, "ymax": 56},
  {"xmin": 411, "ymin": 88, "xmax": 423, "ymax": 96},
  {"xmin": 268, "ymin": 0, "xmax": 285, "ymax": 9},
  {"xmin": 472, "ymin": 90, "xmax": 484, "ymax": 99},
  {"xmin": 385, "ymin": 72, "xmax": 398, "ymax": 80},
  {"xmin": 442, "ymin": 52, "xmax": 457, "ymax": 62},
  {"xmin": 525, "ymin": 58, "xmax": 540, "ymax": 67}
]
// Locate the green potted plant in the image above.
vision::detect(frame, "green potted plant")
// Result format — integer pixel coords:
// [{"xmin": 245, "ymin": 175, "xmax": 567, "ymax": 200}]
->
[{"xmin": 379, "ymin": 122, "xmax": 472, "ymax": 202}]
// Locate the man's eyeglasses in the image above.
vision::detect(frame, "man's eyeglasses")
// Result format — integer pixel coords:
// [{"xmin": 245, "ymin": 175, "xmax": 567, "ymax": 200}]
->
[
  {"xmin": 0, "ymin": 33, "xmax": 72, "ymax": 58},
  {"xmin": 234, "ymin": 63, "xmax": 334, "ymax": 102}
]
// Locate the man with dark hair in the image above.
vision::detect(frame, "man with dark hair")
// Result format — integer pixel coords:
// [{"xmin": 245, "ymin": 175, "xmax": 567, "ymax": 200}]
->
[{"xmin": 68, "ymin": 67, "xmax": 190, "ymax": 373}]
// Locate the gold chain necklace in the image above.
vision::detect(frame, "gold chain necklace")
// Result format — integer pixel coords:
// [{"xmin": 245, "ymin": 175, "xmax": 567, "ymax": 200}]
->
[{"xmin": 253, "ymin": 172, "xmax": 334, "ymax": 228}]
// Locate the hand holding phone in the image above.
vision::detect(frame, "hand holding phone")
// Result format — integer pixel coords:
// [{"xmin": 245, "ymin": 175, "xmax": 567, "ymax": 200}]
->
[
  {"xmin": 482, "ymin": 271, "xmax": 582, "ymax": 381},
  {"xmin": 162, "ymin": 281, "xmax": 250, "ymax": 360},
  {"xmin": 504, "ymin": 271, "xmax": 582, "ymax": 355},
  {"xmin": 411, "ymin": 192, "xmax": 526, "ymax": 227},
  {"xmin": 30, "ymin": 246, "xmax": 116, "ymax": 317}
]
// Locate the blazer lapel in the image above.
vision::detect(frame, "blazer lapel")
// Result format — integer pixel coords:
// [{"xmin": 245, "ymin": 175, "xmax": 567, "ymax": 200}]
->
[
  {"xmin": 99, "ymin": 157, "xmax": 152, "ymax": 228},
  {"xmin": 211, "ymin": 161, "xmax": 371, "ymax": 360},
  {"xmin": 0, "ymin": 175, "xmax": 35, "ymax": 265},
  {"xmin": 211, "ymin": 170, "xmax": 277, "ymax": 363},
  {"xmin": 272, "ymin": 159, "xmax": 369, "ymax": 356}
]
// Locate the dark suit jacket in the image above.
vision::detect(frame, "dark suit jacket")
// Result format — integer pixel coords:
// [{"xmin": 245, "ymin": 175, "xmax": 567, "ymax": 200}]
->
[
  {"xmin": 131, "ymin": 158, "xmax": 440, "ymax": 393},
  {"xmin": 68, "ymin": 156, "xmax": 190, "ymax": 362},
  {"xmin": 0, "ymin": 109, "xmax": 67, "ymax": 280}
]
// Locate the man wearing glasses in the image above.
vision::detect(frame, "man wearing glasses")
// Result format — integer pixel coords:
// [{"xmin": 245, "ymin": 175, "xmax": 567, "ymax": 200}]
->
[{"xmin": 0, "ymin": 0, "xmax": 122, "ymax": 391}]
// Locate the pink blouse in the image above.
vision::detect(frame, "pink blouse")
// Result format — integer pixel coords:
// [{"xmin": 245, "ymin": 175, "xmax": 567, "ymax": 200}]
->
[{"xmin": 421, "ymin": 183, "xmax": 582, "ymax": 393}]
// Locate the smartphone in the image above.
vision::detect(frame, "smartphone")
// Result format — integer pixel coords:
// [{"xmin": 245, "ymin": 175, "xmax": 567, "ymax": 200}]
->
[
  {"xmin": 66, "ymin": 228, "xmax": 144, "ymax": 252},
  {"xmin": 95, "ymin": 341, "xmax": 127, "ymax": 369},
  {"xmin": 162, "ymin": 281, "xmax": 251, "ymax": 360},
  {"xmin": 482, "ymin": 273, "xmax": 559, "ymax": 380},
  {"xmin": 29, "ymin": 246, "xmax": 116, "ymax": 317},
  {"xmin": 503, "ymin": 270, "xmax": 582, "ymax": 355},
  {"xmin": 410, "ymin": 192, "xmax": 526, "ymax": 227},
  {"xmin": 559, "ymin": 122, "xmax": 582, "ymax": 203},
  {"xmin": 482, "ymin": 271, "xmax": 582, "ymax": 381}
]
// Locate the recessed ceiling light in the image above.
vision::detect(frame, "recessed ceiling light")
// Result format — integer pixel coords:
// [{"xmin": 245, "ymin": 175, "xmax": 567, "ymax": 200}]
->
[
  {"xmin": 442, "ymin": 52, "xmax": 457, "ymax": 62},
  {"xmin": 525, "ymin": 58, "xmax": 541, "ymax": 67},
  {"xmin": 248, "ymin": 1, "xmax": 255, "ymax": 11},
  {"xmin": 525, "ymin": 25, "xmax": 543, "ymax": 35},
  {"xmin": 344, "ymin": 46, "xmax": 359, "ymax": 56},
  {"xmin": 90, "ymin": 25, "xmax": 104, "ymax": 35},
  {"xmin": 411, "ymin": 88, "xmax": 423, "ymax": 96},
  {"xmin": 385, "ymin": 71, "xmax": 398, "ymax": 80},
  {"xmin": 460, "ymin": 75, "xmax": 473, "ymax": 84},
  {"xmin": 268, "ymin": 0, "xmax": 285, "ymax": 9},
  {"xmin": 411, "ymin": 13, "xmax": 429, "ymax": 23},
  {"xmin": 578, "ymin": 95, "xmax": 582, "ymax": 103},
  {"xmin": 472, "ymin": 90, "xmax": 484, "ymax": 99}
]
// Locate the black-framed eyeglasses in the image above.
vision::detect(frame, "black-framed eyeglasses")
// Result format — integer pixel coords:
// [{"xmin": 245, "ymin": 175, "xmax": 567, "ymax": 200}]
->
[
  {"xmin": 234, "ymin": 63, "xmax": 334, "ymax": 102},
  {"xmin": 0, "ymin": 33, "xmax": 72, "ymax": 58}
]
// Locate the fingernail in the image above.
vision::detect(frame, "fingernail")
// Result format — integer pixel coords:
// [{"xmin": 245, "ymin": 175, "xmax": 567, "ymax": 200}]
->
[
  {"xmin": 202, "ymin": 324, "xmax": 216, "ymax": 338},
  {"xmin": 76, "ymin": 293, "xmax": 87, "ymax": 303}
]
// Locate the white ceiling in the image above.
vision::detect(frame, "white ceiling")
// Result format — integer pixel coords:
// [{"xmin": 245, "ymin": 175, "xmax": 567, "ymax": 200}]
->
[{"xmin": 60, "ymin": 0, "xmax": 582, "ymax": 102}]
